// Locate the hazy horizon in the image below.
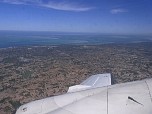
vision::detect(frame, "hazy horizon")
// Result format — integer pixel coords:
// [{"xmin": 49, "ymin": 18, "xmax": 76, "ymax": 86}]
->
[
  {"xmin": 0, "ymin": 30, "xmax": 152, "ymax": 48},
  {"xmin": 0, "ymin": 30, "xmax": 152, "ymax": 36}
]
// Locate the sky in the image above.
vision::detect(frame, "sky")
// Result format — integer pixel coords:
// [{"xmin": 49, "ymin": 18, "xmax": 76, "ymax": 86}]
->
[{"xmin": 0, "ymin": 0, "xmax": 152, "ymax": 34}]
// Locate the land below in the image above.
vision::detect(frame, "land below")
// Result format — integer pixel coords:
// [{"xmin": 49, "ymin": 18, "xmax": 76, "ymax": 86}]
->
[{"xmin": 0, "ymin": 42, "xmax": 152, "ymax": 114}]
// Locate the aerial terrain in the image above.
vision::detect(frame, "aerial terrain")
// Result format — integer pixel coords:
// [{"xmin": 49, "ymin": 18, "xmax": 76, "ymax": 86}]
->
[
  {"xmin": 0, "ymin": 42, "xmax": 152, "ymax": 114},
  {"xmin": 0, "ymin": 0, "xmax": 152, "ymax": 114}
]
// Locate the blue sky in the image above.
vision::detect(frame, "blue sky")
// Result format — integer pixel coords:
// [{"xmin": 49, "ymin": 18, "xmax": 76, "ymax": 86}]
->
[{"xmin": 0, "ymin": 0, "xmax": 152, "ymax": 34}]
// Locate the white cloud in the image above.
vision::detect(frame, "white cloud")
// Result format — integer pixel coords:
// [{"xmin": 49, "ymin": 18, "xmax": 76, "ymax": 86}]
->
[
  {"xmin": 1, "ymin": 0, "xmax": 94, "ymax": 12},
  {"xmin": 42, "ymin": 1, "xmax": 94, "ymax": 12},
  {"xmin": 110, "ymin": 8, "xmax": 128, "ymax": 14},
  {"xmin": 2, "ymin": 0, "xmax": 25, "ymax": 4}
]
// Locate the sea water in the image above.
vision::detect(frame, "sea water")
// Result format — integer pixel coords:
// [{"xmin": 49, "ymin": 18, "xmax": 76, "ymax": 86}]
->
[{"xmin": 0, "ymin": 31, "xmax": 151, "ymax": 48}]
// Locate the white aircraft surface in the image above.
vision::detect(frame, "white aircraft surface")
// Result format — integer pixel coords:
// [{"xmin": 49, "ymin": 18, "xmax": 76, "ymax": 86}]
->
[{"xmin": 16, "ymin": 73, "xmax": 152, "ymax": 114}]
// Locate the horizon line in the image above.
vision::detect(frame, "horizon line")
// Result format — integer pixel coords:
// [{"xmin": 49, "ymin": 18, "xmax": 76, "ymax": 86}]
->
[{"xmin": 0, "ymin": 30, "xmax": 151, "ymax": 36}]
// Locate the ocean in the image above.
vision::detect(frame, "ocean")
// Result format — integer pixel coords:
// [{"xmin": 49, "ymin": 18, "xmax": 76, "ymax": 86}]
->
[{"xmin": 0, "ymin": 31, "xmax": 151, "ymax": 48}]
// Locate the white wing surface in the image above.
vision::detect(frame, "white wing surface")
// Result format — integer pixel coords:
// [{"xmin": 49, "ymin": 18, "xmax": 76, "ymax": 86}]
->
[{"xmin": 16, "ymin": 76, "xmax": 152, "ymax": 114}]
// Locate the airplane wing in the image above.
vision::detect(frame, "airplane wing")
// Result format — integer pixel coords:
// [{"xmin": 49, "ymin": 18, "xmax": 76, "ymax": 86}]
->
[
  {"xmin": 16, "ymin": 75, "xmax": 152, "ymax": 114},
  {"xmin": 68, "ymin": 73, "xmax": 111, "ymax": 92}
]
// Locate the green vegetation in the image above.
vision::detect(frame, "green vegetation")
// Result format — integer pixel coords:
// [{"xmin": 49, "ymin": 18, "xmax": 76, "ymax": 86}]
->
[
  {"xmin": 9, "ymin": 100, "xmax": 21, "ymax": 109},
  {"xmin": 4, "ymin": 106, "xmax": 12, "ymax": 113},
  {"xmin": 0, "ymin": 97, "xmax": 10, "ymax": 103},
  {"xmin": 3, "ymin": 57, "xmax": 17, "ymax": 63},
  {"xmin": 21, "ymin": 70, "xmax": 32, "ymax": 78}
]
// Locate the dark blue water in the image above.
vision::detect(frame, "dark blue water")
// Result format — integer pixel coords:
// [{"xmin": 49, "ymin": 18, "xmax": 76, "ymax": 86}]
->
[{"xmin": 0, "ymin": 31, "xmax": 152, "ymax": 48}]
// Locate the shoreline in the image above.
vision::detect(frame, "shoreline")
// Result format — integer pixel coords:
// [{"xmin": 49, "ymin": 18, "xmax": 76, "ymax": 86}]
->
[{"xmin": 0, "ymin": 41, "xmax": 152, "ymax": 50}]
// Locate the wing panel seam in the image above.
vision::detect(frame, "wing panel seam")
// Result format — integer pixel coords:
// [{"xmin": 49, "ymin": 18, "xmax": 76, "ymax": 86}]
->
[
  {"xmin": 107, "ymin": 86, "xmax": 108, "ymax": 114},
  {"xmin": 145, "ymin": 81, "xmax": 152, "ymax": 102}
]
